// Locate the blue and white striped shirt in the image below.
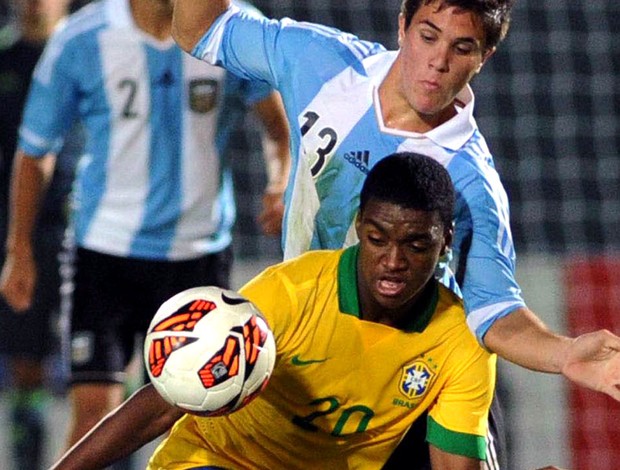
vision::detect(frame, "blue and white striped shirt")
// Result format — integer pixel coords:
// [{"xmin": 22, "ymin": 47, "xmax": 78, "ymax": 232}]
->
[
  {"xmin": 19, "ymin": 0, "xmax": 272, "ymax": 261},
  {"xmin": 191, "ymin": 7, "xmax": 526, "ymax": 342}
]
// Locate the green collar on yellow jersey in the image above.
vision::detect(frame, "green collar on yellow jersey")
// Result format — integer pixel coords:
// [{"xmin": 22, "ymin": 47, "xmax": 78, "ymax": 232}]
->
[{"xmin": 337, "ymin": 245, "xmax": 438, "ymax": 333}]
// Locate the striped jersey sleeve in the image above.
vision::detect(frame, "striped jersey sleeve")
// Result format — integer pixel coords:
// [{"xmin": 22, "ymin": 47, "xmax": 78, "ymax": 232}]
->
[
  {"xmin": 445, "ymin": 136, "xmax": 526, "ymax": 342},
  {"xmin": 18, "ymin": 4, "xmax": 104, "ymax": 157}
]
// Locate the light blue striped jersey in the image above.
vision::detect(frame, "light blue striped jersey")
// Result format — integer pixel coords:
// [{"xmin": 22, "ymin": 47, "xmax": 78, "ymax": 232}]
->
[
  {"xmin": 191, "ymin": 7, "xmax": 526, "ymax": 343},
  {"xmin": 18, "ymin": 0, "xmax": 272, "ymax": 261}
]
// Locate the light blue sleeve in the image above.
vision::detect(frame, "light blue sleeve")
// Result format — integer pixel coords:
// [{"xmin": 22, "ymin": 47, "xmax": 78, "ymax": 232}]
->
[
  {"xmin": 18, "ymin": 27, "xmax": 80, "ymax": 157},
  {"xmin": 446, "ymin": 150, "xmax": 526, "ymax": 344},
  {"xmin": 213, "ymin": 2, "xmax": 278, "ymax": 106},
  {"xmin": 191, "ymin": 6, "xmax": 284, "ymax": 87},
  {"xmin": 241, "ymin": 76, "xmax": 273, "ymax": 106},
  {"xmin": 191, "ymin": 6, "xmax": 384, "ymax": 97}
]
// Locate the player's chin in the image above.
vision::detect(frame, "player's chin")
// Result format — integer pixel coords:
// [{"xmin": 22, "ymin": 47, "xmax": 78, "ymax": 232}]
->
[
  {"xmin": 410, "ymin": 91, "xmax": 454, "ymax": 115},
  {"xmin": 372, "ymin": 289, "xmax": 411, "ymax": 311},
  {"xmin": 415, "ymin": 101, "xmax": 450, "ymax": 119}
]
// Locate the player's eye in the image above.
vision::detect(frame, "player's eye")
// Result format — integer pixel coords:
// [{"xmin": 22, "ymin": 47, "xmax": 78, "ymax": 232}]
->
[
  {"xmin": 407, "ymin": 239, "xmax": 432, "ymax": 253},
  {"xmin": 368, "ymin": 234, "xmax": 386, "ymax": 246},
  {"xmin": 454, "ymin": 42, "xmax": 477, "ymax": 55},
  {"xmin": 419, "ymin": 31, "xmax": 436, "ymax": 43}
]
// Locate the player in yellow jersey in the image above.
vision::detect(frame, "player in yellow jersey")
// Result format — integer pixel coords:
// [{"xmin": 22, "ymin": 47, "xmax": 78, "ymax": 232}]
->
[{"xmin": 50, "ymin": 152, "xmax": 496, "ymax": 470}]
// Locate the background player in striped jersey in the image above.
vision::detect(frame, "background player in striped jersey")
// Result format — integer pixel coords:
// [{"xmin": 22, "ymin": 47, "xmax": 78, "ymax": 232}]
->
[
  {"xmin": 0, "ymin": 0, "xmax": 82, "ymax": 467},
  {"xmin": 170, "ymin": 0, "xmax": 620, "ymax": 467},
  {"xmin": 0, "ymin": 0, "xmax": 291, "ymax": 458},
  {"xmin": 50, "ymin": 152, "xmax": 496, "ymax": 470}
]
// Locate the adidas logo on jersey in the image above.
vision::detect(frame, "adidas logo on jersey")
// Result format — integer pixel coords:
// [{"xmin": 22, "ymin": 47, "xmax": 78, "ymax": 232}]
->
[{"xmin": 344, "ymin": 150, "xmax": 370, "ymax": 174}]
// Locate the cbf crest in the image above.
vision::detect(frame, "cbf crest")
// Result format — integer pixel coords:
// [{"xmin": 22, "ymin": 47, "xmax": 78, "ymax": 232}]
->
[
  {"xmin": 189, "ymin": 79, "xmax": 219, "ymax": 113},
  {"xmin": 400, "ymin": 360, "xmax": 436, "ymax": 399}
]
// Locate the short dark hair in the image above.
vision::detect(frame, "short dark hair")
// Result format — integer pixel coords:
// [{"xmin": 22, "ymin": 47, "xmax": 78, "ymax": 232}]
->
[
  {"xmin": 359, "ymin": 152, "xmax": 455, "ymax": 230},
  {"xmin": 400, "ymin": 0, "xmax": 514, "ymax": 50}
]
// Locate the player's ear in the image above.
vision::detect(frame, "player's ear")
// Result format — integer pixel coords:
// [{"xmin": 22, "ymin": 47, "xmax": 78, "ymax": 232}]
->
[
  {"xmin": 440, "ymin": 223, "xmax": 454, "ymax": 256},
  {"xmin": 476, "ymin": 46, "xmax": 496, "ymax": 74},
  {"xmin": 355, "ymin": 211, "xmax": 362, "ymax": 237},
  {"xmin": 397, "ymin": 13, "xmax": 406, "ymax": 48}
]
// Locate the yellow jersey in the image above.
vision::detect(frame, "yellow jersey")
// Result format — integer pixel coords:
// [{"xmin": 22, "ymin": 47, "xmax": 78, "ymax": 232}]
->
[{"xmin": 149, "ymin": 246, "xmax": 496, "ymax": 470}]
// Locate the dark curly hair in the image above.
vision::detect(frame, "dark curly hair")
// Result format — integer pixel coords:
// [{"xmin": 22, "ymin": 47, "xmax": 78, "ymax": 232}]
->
[{"xmin": 359, "ymin": 152, "xmax": 455, "ymax": 231}]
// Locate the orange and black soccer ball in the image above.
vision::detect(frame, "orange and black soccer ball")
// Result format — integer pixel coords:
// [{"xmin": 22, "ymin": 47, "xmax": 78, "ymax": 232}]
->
[{"xmin": 144, "ymin": 286, "xmax": 276, "ymax": 416}]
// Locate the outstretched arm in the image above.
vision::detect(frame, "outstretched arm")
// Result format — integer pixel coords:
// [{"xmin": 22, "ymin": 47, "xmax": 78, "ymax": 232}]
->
[
  {"xmin": 484, "ymin": 306, "xmax": 620, "ymax": 401},
  {"xmin": 455, "ymin": 161, "xmax": 620, "ymax": 401},
  {"xmin": 172, "ymin": 0, "xmax": 231, "ymax": 52},
  {"xmin": 252, "ymin": 92, "xmax": 291, "ymax": 236},
  {"xmin": 50, "ymin": 384, "xmax": 183, "ymax": 470}
]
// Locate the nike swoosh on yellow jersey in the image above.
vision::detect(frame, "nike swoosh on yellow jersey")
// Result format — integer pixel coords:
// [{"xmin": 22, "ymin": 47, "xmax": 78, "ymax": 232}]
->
[{"xmin": 291, "ymin": 355, "xmax": 328, "ymax": 366}]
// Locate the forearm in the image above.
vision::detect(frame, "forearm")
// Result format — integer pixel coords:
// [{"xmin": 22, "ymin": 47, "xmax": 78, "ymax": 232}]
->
[
  {"xmin": 51, "ymin": 384, "xmax": 183, "ymax": 470},
  {"xmin": 172, "ymin": 0, "xmax": 231, "ymax": 52},
  {"xmin": 262, "ymin": 136, "xmax": 290, "ymax": 194},
  {"xmin": 255, "ymin": 93, "xmax": 291, "ymax": 194},
  {"xmin": 429, "ymin": 445, "xmax": 483, "ymax": 470},
  {"xmin": 252, "ymin": 92, "xmax": 290, "ymax": 235},
  {"xmin": 5, "ymin": 151, "xmax": 51, "ymax": 255},
  {"xmin": 483, "ymin": 306, "xmax": 571, "ymax": 373}
]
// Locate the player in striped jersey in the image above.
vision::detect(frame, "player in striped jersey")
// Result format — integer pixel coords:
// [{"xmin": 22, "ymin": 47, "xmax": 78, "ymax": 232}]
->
[
  {"xmin": 170, "ymin": 0, "xmax": 620, "ymax": 467},
  {"xmin": 50, "ymin": 152, "xmax": 496, "ymax": 470},
  {"xmin": 0, "ymin": 1, "xmax": 80, "ymax": 467},
  {"xmin": 0, "ymin": 0, "xmax": 291, "ymax": 453}
]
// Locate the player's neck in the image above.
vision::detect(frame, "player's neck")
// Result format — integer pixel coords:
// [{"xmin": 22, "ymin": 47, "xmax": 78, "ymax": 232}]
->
[
  {"xmin": 20, "ymin": 26, "xmax": 50, "ymax": 46},
  {"xmin": 130, "ymin": 0, "xmax": 173, "ymax": 41},
  {"xmin": 378, "ymin": 65, "xmax": 457, "ymax": 134},
  {"xmin": 20, "ymin": 15, "xmax": 57, "ymax": 45}
]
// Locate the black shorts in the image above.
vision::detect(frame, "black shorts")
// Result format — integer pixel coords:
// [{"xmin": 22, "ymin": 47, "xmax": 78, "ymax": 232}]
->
[
  {"xmin": 0, "ymin": 226, "xmax": 64, "ymax": 360},
  {"xmin": 65, "ymin": 247, "xmax": 232, "ymax": 384},
  {"xmin": 382, "ymin": 389, "xmax": 506, "ymax": 469}
]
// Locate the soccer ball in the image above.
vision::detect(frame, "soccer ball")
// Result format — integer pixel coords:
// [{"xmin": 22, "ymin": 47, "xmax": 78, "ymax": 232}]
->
[{"xmin": 144, "ymin": 286, "xmax": 276, "ymax": 416}]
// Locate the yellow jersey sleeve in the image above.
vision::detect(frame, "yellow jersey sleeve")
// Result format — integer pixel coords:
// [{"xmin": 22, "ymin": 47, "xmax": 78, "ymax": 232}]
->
[{"xmin": 426, "ymin": 331, "xmax": 497, "ymax": 459}]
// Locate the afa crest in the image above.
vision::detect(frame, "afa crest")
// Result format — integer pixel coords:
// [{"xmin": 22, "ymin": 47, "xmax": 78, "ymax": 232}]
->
[
  {"xmin": 400, "ymin": 360, "xmax": 436, "ymax": 399},
  {"xmin": 189, "ymin": 78, "xmax": 219, "ymax": 113}
]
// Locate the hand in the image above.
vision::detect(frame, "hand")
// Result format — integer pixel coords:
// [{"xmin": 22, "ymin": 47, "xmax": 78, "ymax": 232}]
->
[
  {"xmin": 0, "ymin": 249, "xmax": 37, "ymax": 312},
  {"xmin": 561, "ymin": 330, "xmax": 620, "ymax": 401},
  {"xmin": 258, "ymin": 191, "xmax": 284, "ymax": 236}
]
